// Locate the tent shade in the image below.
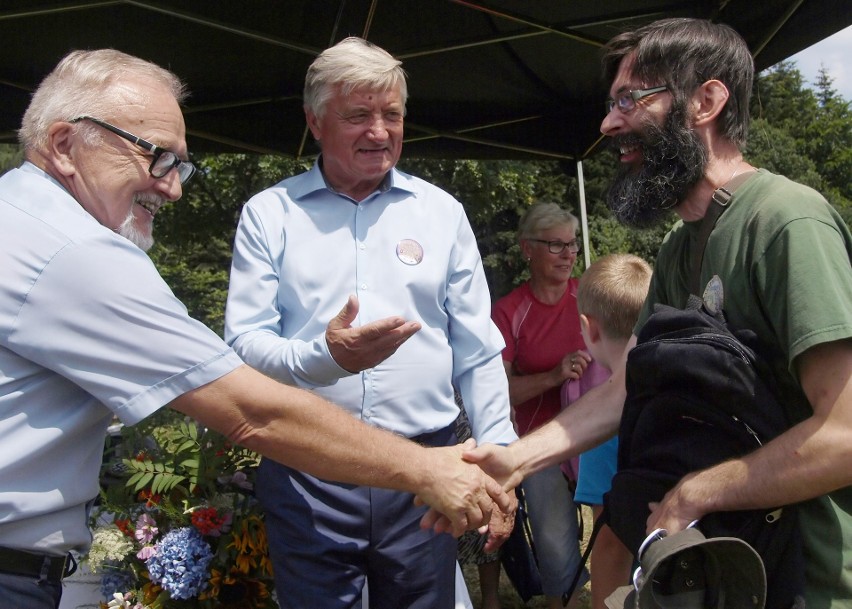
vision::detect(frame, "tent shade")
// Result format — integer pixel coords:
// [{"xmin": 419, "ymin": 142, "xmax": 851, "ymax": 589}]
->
[{"xmin": 1, "ymin": 0, "xmax": 849, "ymax": 160}]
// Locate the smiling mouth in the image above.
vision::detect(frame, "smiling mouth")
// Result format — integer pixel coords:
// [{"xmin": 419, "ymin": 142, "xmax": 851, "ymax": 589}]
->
[
  {"xmin": 613, "ymin": 134, "xmax": 644, "ymax": 161},
  {"xmin": 620, "ymin": 142, "xmax": 639, "ymax": 156},
  {"xmin": 135, "ymin": 197, "xmax": 163, "ymax": 217}
]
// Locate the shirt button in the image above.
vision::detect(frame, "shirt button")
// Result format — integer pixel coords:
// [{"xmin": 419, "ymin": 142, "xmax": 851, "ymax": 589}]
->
[{"xmin": 360, "ymin": 283, "xmax": 368, "ymax": 290}]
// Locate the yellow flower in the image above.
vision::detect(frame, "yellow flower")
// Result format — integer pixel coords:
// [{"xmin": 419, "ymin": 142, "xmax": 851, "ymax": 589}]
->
[{"xmin": 203, "ymin": 567, "xmax": 272, "ymax": 608}]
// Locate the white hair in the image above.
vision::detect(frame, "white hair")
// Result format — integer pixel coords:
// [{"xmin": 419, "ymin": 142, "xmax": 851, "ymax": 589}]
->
[
  {"xmin": 518, "ymin": 202, "xmax": 579, "ymax": 239},
  {"xmin": 303, "ymin": 37, "xmax": 408, "ymax": 118},
  {"xmin": 19, "ymin": 49, "xmax": 186, "ymax": 152}
]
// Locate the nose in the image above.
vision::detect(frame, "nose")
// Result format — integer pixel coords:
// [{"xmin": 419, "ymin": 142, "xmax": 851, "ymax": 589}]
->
[
  {"xmin": 600, "ymin": 107, "xmax": 623, "ymax": 136},
  {"xmin": 366, "ymin": 116, "xmax": 389, "ymax": 140},
  {"xmin": 155, "ymin": 169, "xmax": 183, "ymax": 202}
]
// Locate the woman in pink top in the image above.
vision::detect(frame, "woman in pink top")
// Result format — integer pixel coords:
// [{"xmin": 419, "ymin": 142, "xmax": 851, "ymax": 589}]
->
[{"xmin": 490, "ymin": 202, "xmax": 592, "ymax": 609}]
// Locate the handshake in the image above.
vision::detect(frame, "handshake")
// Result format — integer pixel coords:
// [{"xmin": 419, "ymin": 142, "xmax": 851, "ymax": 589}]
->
[{"xmin": 414, "ymin": 439, "xmax": 522, "ymax": 551}]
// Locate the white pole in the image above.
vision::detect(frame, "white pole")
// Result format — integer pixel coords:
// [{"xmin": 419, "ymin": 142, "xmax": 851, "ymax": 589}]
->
[{"xmin": 576, "ymin": 159, "xmax": 591, "ymax": 269}]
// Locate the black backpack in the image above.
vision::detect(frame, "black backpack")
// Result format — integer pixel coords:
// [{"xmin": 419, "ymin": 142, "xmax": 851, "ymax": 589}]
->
[{"xmin": 604, "ymin": 291, "xmax": 806, "ymax": 608}]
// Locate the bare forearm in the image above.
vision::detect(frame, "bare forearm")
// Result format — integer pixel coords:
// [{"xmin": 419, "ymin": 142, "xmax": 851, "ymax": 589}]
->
[
  {"xmin": 510, "ymin": 373, "xmax": 625, "ymax": 478},
  {"xmin": 172, "ymin": 365, "xmax": 432, "ymax": 492}
]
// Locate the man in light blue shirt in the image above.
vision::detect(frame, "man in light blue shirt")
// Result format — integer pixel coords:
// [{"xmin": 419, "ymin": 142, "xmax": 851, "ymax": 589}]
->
[
  {"xmin": 225, "ymin": 37, "xmax": 517, "ymax": 608},
  {"xmin": 0, "ymin": 48, "xmax": 511, "ymax": 609}
]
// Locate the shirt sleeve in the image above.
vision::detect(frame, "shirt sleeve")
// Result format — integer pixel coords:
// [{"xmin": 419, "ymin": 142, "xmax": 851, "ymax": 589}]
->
[
  {"xmin": 754, "ymin": 215, "xmax": 852, "ymax": 367},
  {"xmin": 9, "ymin": 236, "xmax": 241, "ymax": 425},
  {"xmin": 447, "ymin": 213, "xmax": 517, "ymax": 445},
  {"xmin": 224, "ymin": 196, "xmax": 349, "ymax": 388}
]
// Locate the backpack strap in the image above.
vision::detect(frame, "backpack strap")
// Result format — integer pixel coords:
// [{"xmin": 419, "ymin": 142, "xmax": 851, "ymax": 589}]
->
[
  {"xmin": 689, "ymin": 170, "xmax": 756, "ymax": 296},
  {"xmin": 563, "ymin": 511, "xmax": 606, "ymax": 605}
]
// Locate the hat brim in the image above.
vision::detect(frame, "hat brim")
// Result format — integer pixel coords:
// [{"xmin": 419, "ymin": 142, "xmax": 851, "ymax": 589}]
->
[{"xmin": 604, "ymin": 528, "xmax": 766, "ymax": 609}]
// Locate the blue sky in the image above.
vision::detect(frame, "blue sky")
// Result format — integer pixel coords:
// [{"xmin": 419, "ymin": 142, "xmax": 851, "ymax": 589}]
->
[{"xmin": 780, "ymin": 25, "xmax": 851, "ymax": 100}]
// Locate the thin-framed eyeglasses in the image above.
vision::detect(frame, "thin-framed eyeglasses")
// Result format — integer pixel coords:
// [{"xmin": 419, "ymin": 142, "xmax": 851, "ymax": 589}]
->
[
  {"xmin": 71, "ymin": 116, "xmax": 197, "ymax": 184},
  {"xmin": 605, "ymin": 85, "xmax": 668, "ymax": 115},
  {"xmin": 527, "ymin": 238, "xmax": 582, "ymax": 254}
]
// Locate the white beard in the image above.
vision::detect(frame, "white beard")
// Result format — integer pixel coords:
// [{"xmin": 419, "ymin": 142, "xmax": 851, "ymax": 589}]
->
[{"xmin": 117, "ymin": 208, "xmax": 154, "ymax": 251}]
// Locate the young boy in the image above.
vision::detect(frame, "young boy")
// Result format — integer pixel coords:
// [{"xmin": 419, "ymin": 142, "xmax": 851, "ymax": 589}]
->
[{"xmin": 565, "ymin": 253, "xmax": 652, "ymax": 609}]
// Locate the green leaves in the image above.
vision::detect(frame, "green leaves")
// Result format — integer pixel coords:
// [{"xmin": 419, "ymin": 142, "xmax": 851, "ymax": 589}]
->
[
  {"xmin": 125, "ymin": 460, "xmax": 186, "ymax": 495},
  {"xmin": 122, "ymin": 419, "xmax": 200, "ymax": 496}
]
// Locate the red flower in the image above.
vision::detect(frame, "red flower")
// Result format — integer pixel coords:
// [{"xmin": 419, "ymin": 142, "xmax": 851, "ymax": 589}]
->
[
  {"xmin": 191, "ymin": 507, "xmax": 233, "ymax": 537},
  {"xmin": 137, "ymin": 489, "xmax": 162, "ymax": 508},
  {"xmin": 114, "ymin": 518, "xmax": 134, "ymax": 537}
]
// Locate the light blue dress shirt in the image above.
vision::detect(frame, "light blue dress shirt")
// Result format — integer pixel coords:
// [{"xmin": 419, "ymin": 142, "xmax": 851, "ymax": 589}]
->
[
  {"xmin": 0, "ymin": 163, "xmax": 242, "ymax": 554},
  {"xmin": 225, "ymin": 162, "xmax": 516, "ymax": 444}
]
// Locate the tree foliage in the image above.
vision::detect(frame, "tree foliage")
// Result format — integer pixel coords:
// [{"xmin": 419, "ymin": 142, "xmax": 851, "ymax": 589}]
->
[
  {"xmin": 750, "ymin": 61, "xmax": 851, "ymax": 218},
  {"xmin": 148, "ymin": 154, "xmax": 310, "ymax": 335}
]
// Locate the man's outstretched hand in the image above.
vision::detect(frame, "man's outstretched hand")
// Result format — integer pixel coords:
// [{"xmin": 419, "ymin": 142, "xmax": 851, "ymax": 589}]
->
[
  {"xmin": 463, "ymin": 442, "xmax": 523, "ymax": 490},
  {"xmin": 326, "ymin": 295, "xmax": 420, "ymax": 372}
]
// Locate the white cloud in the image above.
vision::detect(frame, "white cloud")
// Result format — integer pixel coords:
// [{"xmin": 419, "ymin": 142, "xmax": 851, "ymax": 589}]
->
[{"xmin": 780, "ymin": 25, "xmax": 852, "ymax": 100}]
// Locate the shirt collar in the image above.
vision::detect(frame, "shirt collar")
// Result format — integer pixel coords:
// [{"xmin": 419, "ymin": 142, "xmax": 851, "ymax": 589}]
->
[
  {"xmin": 289, "ymin": 156, "xmax": 417, "ymax": 201},
  {"xmin": 20, "ymin": 160, "xmax": 75, "ymax": 197}
]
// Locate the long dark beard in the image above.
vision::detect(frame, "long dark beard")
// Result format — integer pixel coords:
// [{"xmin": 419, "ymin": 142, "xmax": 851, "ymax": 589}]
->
[{"xmin": 606, "ymin": 103, "xmax": 708, "ymax": 228}]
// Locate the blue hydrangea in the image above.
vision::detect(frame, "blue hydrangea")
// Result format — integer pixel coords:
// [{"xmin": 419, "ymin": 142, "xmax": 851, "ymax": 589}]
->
[
  {"xmin": 146, "ymin": 527, "xmax": 213, "ymax": 600},
  {"xmin": 99, "ymin": 563, "xmax": 134, "ymax": 599}
]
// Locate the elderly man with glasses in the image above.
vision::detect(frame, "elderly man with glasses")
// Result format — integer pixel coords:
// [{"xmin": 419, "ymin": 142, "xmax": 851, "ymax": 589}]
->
[{"xmin": 0, "ymin": 49, "xmax": 511, "ymax": 609}]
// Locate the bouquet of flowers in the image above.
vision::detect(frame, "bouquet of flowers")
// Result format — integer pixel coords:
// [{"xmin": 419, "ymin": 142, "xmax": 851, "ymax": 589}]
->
[{"xmin": 88, "ymin": 410, "xmax": 276, "ymax": 609}]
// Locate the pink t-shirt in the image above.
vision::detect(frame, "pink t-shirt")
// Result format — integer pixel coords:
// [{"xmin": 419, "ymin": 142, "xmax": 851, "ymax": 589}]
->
[{"xmin": 492, "ymin": 279, "xmax": 586, "ymax": 436}]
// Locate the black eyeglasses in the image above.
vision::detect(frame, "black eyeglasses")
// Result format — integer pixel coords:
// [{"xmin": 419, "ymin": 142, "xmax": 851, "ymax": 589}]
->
[
  {"xmin": 71, "ymin": 116, "xmax": 196, "ymax": 184},
  {"xmin": 527, "ymin": 238, "xmax": 582, "ymax": 254},
  {"xmin": 605, "ymin": 85, "xmax": 668, "ymax": 115}
]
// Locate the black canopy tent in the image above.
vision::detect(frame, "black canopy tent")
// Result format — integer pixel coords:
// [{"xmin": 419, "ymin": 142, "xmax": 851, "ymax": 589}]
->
[{"xmin": 1, "ymin": 0, "xmax": 849, "ymax": 260}]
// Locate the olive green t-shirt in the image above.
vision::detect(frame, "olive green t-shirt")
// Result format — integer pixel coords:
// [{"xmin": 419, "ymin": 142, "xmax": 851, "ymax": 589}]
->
[{"xmin": 638, "ymin": 169, "xmax": 852, "ymax": 607}]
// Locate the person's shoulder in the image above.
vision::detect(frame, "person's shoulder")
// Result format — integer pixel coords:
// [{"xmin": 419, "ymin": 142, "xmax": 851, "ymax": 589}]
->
[
  {"xmin": 242, "ymin": 166, "xmax": 317, "ymax": 210},
  {"xmin": 732, "ymin": 169, "xmax": 840, "ymax": 231},
  {"xmin": 493, "ymin": 282, "xmax": 531, "ymax": 312},
  {"xmin": 743, "ymin": 169, "xmax": 830, "ymax": 212},
  {"xmin": 0, "ymin": 166, "xmax": 123, "ymax": 251}
]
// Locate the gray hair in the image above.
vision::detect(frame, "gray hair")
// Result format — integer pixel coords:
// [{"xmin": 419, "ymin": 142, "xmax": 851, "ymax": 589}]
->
[
  {"xmin": 602, "ymin": 18, "xmax": 753, "ymax": 148},
  {"xmin": 19, "ymin": 49, "xmax": 187, "ymax": 152},
  {"xmin": 518, "ymin": 202, "xmax": 579, "ymax": 240},
  {"xmin": 303, "ymin": 37, "xmax": 408, "ymax": 118}
]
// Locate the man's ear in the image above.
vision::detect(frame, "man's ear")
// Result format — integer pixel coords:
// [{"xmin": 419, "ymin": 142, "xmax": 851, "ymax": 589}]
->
[
  {"xmin": 691, "ymin": 79, "xmax": 729, "ymax": 128},
  {"xmin": 46, "ymin": 121, "xmax": 78, "ymax": 177},
  {"xmin": 305, "ymin": 108, "xmax": 322, "ymax": 141}
]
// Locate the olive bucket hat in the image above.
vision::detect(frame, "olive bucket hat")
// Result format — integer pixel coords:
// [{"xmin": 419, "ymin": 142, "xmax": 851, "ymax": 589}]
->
[{"xmin": 606, "ymin": 526, "xmax": 766, "ymax": 609}]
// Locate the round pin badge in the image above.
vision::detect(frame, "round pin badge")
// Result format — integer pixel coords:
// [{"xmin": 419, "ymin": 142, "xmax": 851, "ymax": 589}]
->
[{"xmin": 396, "ymin": 239, "xmax": 424, "ymax": 265}]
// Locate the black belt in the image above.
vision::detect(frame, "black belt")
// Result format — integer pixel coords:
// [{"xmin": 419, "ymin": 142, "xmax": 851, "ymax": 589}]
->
[{"xmin": 0, "ymin": 547, "xmax": 76, "ymax": 582}]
